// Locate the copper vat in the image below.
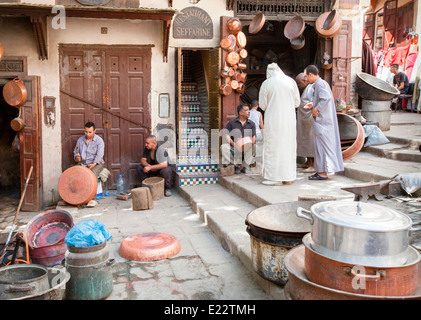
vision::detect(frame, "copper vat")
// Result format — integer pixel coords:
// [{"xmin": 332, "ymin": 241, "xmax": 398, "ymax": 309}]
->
[
  {"xmin": 303, "ymin": 234, "xmax": 420, "ymax": 297},
  {"xmin": 3, "ymin": 78, "xmax": 28, "ymax": 108},
  {"xmin": 58, "ymin": 166, "xmax": 97, "ymax": 205},
  {"xmin": 249, "ymin": 13, "xmax": 265, "ymax": 34},
  {"xmin": 227, "ymin": 18, "xmax": 242, "ymax": 35},
  {"xmin": 284, "ymin": 15, "xmax": 305, "ymax": 40},
  {"xmin": 284, "ymin": 245, "xmax": 421, "ymax": 300}
]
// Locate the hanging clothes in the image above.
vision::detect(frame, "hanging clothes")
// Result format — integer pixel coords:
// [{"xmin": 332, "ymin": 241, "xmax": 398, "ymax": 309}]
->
[
  {"xmin": 383, "ymin": 45, "xmax": 410, "ymax": 67},
  {"xmin": 362, "ymin": 40, "xmax": 376, "ymax": 76},
  {"xmin": 405, "ymin": 51, "xmax": 418, "ymax": 81}
]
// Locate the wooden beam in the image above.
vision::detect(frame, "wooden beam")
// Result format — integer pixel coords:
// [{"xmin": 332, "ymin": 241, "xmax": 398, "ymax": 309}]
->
[
  {"xmin": 162, "ymin": 19, "xmax": 171, "ymax": 63},
  {"xmin": 30, "ymin": 16, "xmax": 48, "ymax": 60}
]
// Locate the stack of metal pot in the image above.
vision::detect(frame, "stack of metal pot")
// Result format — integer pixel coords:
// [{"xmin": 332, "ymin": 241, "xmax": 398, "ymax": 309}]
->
[{"xmin": 295, "ymin": 201, "xmax": 421, "ymax": 297}]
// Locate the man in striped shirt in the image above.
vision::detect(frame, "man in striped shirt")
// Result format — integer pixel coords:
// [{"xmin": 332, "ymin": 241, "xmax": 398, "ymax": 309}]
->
[{"xmin": 74, "ymin": 121, "xmax": 105, "ymax": 178}]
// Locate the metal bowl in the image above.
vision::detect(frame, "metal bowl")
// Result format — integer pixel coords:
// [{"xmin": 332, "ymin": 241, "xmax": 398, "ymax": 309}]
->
[{"xmin": 356, "ymin": 72, "xmax": 400, "ymax": 101}]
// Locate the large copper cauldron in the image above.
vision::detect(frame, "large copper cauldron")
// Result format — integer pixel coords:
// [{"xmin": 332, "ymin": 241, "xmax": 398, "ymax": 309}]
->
[
  {"xmin": 303, "ymin": 234, "xmax": 420, "ymax": 297},
  {"xmin": 284, "ymin": 245, "xmax": 421, "ymax": 300}
]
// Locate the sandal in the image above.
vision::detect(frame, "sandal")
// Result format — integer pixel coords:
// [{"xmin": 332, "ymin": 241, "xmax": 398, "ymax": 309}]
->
[{"xmin": 308, "ymin": 173, "xmax": 328, "ymax": 180}]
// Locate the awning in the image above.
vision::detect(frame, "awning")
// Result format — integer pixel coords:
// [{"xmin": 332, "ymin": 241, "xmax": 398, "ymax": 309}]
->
[{"xmin": 0, "ymin": 3, "xmax": 177, "ymax": 62}]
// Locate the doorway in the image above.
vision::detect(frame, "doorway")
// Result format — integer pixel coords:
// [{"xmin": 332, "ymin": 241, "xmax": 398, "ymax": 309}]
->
[
  {"xmin": 176, "ymin": 48, "xmax": 220, "ymax": 161},
  {"xmin": 0, "ymin": 82, "xmax": 20, "ymax": 212}
]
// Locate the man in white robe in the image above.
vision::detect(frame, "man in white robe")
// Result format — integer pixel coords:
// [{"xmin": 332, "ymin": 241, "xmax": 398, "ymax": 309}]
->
[
  {"xmin": 295, "ymin": 73, "xmax": 315, "ymax": 173},
  {"xmin": 304, "ymin": 65, "xmax": 344, "ymax": 180},
  {"xmin": 259, "ymin": 63, "xmax": 300, "ymax": 185}
]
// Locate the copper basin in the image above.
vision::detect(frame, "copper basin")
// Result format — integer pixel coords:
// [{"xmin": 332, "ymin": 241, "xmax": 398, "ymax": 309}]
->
[{"xmin": 337, "ymin": 113, "xmax": 364, "ymax": 161}]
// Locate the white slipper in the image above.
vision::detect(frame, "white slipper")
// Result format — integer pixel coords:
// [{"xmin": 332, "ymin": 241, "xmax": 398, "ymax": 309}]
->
[
  {"xmin": 302, "ymin": 167, "xmax": 316, "ymax": 173},
  {"xmin": 262, "ymin": 180, "xmax": 283, "ymax": 186}
]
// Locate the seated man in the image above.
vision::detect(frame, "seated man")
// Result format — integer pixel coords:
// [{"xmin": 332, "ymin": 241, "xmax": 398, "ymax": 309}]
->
[
  {"xmin": 221, "ymin": 104, "xmax": 256, "ymax": 174},
  {"xmin": 137, "ymin": 135, "xmax": 172, "ymax": 197},
  {"xmin": 390, "ymin": 64, "xmax": 409, "ymax": 94},
  {"xmin": 74, "ymin": 121, "xmax": 105, "ymax": 178}
]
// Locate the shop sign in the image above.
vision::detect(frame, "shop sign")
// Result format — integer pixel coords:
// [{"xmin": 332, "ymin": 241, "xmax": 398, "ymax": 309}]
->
[{"xmin": 173, "ymin": 7, "xmax": 213, "ymax": 39}]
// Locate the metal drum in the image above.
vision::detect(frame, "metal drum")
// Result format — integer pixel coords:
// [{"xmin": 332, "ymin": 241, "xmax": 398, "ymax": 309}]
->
[
  {"xmin": 361, "ymin": 99, "xmax": 392, "ymax": 131},
  {"xmin": 65, "ymin": 241, "xmax": 114, "ymax": 300}
]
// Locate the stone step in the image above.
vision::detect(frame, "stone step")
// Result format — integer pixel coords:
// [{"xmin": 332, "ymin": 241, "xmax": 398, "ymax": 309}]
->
[
  {"xmin": 176, "ymin": 183, "xmax": 285, "ymax": 299},
  {"xmin": 177, "ymin": 172, "xmax": 219, "ymax": 186},
  {"xmin": 342, "ymin": 151, "xmax": 421, "ymax": 185},
  {"xmin": 364, "ymin": 143, "xmax": 421, "ymax": 163}
]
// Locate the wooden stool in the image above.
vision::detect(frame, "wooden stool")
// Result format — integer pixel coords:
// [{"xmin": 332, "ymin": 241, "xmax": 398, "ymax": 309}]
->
[
  {"xmin": 131, "ymin": 187, "xmax": 153, "ymax": 210},
  {"xmin": 142, "ymin": 177, "xmax": 164, "ymax": 201}
]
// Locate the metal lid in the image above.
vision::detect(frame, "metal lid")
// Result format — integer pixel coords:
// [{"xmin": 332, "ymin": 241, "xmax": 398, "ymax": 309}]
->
[{"xmin": 311, "ymin": 201, "xmax": 412, "ymax": 232}]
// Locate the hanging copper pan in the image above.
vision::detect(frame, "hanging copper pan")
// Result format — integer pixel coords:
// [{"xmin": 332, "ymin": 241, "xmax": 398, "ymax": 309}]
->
[
  {"xmin": 284, "ymin": 14, "xmax": 305, "ymax": 40},
  {"xmin": 3, "ymin": 78, "xmax": 28, "ymax": 108},
  {"xmin": 235, "ymin": 72, "xmax": 247, "ymax": 83},
  {"xmin": 226, "ymin": 51, "xmax": 240, "ymax": 66},
  {"xmin": 227, "ymin": 34, "xmax": 237, "ymax": 51},
  {"xmin": 10, "ymin": 107, "xmax": 25, "ymax": 131},
  {"xmin": 323, "ymin": 9, "xmax": 338, "ymax": 30},
  {"xmin": 249, "ymin": 12, "xmax": 265, "ymax": 34},
  {"xmin": 235, "ymin": 82, "xmax": 246, "ymax": 94},
  {"xmin": 238, "ymin": 48, "xmax": 248, "ymax": 59},
  {"xmin": 315, "ymin": 11, "xmax": 342, "ymax": 38},
  {"xmin": 236, "ymin": 31, "xmax": 247, "ymax": 48},
  {"xmin": 227, "ymin": 18, "xmax": 242, "ymax": 35},
  {"xmin": 220, "ymin": 37, "xmax": 231, "ymax": 51}
]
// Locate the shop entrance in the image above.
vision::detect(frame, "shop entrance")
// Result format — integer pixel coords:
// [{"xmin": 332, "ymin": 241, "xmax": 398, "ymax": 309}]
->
[
  {"xmin": 239, "ymin": 20, "xmax": 319, "ymax": 107},
  {"xmin": 0, "ymin": 82, "xmax": 20, "ymax": 212}
]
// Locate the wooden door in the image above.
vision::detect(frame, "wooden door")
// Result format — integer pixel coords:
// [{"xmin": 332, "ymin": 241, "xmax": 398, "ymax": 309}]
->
[
  {"xmin": 60, "ymin": 45, "xmax": 151, "ymax": 189},
  {"xmin": 20, "ymin": 76, "xmax": 42, "ymax": 211},
  {"xmin": 331, "ymin": 20, "xmax": 352, "ymax": 103},
  {"xmin": 105, "ymin": 47, "xmax": 151, "ymax": 188},
  {"xmin": 383, "ymin": 0, "xmax": 398, "ymax": 49}
]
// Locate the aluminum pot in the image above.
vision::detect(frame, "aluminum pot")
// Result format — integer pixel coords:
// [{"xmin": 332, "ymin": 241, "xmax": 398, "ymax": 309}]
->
[
  {"xmin": 296, "ymin": 201, "xmax": 421, "ymax": 267},
  {"xmin": 303, "ymin": 234, "xmax": 421, "ymax": 296},
  {"xmin": 0, "ymin": 264, "xmax": 50, "ymax": 300}
]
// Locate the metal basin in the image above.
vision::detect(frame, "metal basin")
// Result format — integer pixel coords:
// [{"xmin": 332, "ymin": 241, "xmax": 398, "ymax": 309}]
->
[
  {"xmin": 0, "ymin": 264, "xmax": 50, "ymax": 300},
  {"xmin": 355, "ymin": 72, "xmax": 400, "ymax": 101}
]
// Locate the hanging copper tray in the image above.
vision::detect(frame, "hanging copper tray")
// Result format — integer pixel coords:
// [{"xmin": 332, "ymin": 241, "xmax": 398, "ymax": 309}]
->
[
  {"xmin": 315, "ymin": 12, "xmax": 342, "ymax": 38},
  {"xmin": 249, "ymin": 13, "xmax": 265, "ymax": 34},
  {"xmin": 284, "ymin": 15, "xmax": 305, "ymax": 40}
]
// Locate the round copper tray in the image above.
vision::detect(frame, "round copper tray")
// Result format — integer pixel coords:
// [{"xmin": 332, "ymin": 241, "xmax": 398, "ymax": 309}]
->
[
  {"xmin": 249, "ymin": 13, "xmax": 265, "ymax": 34},
  {"xmin": 58, "ymin": 166, "xmax": 97, "ymax": 205},
  {"xmin": 284, "ymin": 15, "xmax": 305, "ymax": 40},
  {"xmin": 315, "ymin": 12, "xmax": 342, "ymax": 38},
  {"xmin": 119, "ymin": 232, "xmax": 181, "ymax": 261}
]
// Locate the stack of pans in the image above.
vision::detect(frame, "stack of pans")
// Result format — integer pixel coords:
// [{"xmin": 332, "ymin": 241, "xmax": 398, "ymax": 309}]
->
[{"xmin": 290, "ymin": 201, "xmax": 421, "ymax": 298}]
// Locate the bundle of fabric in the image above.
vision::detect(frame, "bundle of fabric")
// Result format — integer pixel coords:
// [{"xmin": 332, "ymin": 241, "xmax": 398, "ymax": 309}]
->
[{"xmin": 98, "ymin": 168, "xmax": 111, "ymax": 183}]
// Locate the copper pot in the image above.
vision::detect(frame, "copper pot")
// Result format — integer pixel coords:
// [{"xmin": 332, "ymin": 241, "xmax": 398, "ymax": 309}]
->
[
  {"xmin": 284, "ymin": 245, "xmax": 421, "ymax": 300},
  {"xmin": 10, "ymin": 108, "xmax": 25, "ymax": 131},
  {"xmin": 338, "ymin": 113, "xmax": 364, "ymax": 161},
  {"xmin": 230, "ymin": 80, "xmax": 239, "ymax": 90},
  {"xmin": 220, "ymin": 37, "xmax": 231, "ymax": 51},
  {"xmin": 235, "ymin": 72, "xmax": 247, "ymax": 83},
  {"xmin": 3, "ymin": 78, "xmax": 28, "ymax": 108},
  {"xmin": 238, "ymin": 48, "xmax": 248, "ymax": 59},
  {"xmin": 227, "ymin": 18, "xmax": 242, "ymax": 35},
  {"xmin": 235, "ymin": 82, "xmax": 245, "ymax": 93},
  {"xmin": 220, "ymin": 83, "xmax": 232, "ymax": 96},
  {"xmin": 303, "ymin": 234, "xmax": 420, "ymax": 297},
  {"xmin": 226, "ymin": 51, "xmax": 240, "ymax": 66},
  {"xmin": 237, "ymin": 63, "xmax": 247, "ymax": 70}
]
